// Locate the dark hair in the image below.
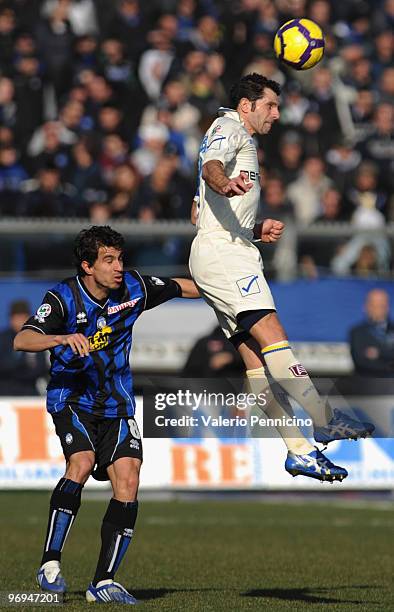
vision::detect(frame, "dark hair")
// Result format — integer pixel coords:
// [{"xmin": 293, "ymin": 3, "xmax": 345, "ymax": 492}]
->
[
  {"xmin": 9, "ymin": 299, "xmax": 30, "ymax": 316},
  {"xmin": 74, "ymin": 225, "xmax": 125, "ymax": 276},
  {"xmin": 229, "ymin": 73, "xmax": 281, "ymax": 109}
]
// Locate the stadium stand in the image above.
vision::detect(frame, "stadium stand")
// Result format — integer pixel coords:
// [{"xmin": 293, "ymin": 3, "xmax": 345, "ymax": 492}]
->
[{"xmin": 0, "ymin": 0, "xmax": 392, "ymax": 277}]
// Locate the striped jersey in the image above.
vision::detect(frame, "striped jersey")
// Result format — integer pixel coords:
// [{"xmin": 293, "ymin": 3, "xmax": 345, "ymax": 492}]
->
[{"xmin": 22, "ymin": 271, "xmax": 181, "ymax": 417}]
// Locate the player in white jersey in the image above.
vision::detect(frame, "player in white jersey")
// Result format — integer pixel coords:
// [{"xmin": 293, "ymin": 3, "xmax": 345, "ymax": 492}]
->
[{"xmin": 189, "ymin": 73, "xmax": 373, "ymax": 482}]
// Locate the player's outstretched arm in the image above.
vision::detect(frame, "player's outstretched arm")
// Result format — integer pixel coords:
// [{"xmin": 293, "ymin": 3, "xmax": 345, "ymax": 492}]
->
[
  {"xmin": 172, "ymin": 278, "xmax": 201, "ymax": 299},
  {"xmin": 14, "ymin": 329, "xmax": 90, "ymax": 356},
  {"xmin": 202, "ymin": 161, "xmax": 253, "ymax": 197}
]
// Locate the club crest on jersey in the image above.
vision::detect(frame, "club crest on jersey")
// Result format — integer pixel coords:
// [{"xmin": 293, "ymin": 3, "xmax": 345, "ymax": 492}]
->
[
  {"xmin": 97, "ymin": 316, "xmax": 107, "ymax": 330},
  {"xmin": 76, "ymin": 311, "xmax": 87, "ymax": 325},
  {"xmin": 289, "ymin": 364, "xmax": 308, "ymax": 377},
  {"xmin": 108, "ymin": 297, "xmax": 141, "ymax": 315},
  {"xmin": 35, "ymin": 303, "xmax": 51, "ymax": 323},
  {"xmin": 65, "ymin": 433, "xmax": 73, "ymax": 445},
  {"xmin": 88, "ymin": 326, "xmax": 112, "ymax": 351}
]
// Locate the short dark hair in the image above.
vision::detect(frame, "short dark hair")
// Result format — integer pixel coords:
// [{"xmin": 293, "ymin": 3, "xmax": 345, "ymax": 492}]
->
[
  {"xmin": 74, "ymin": 225, "xmax": 125, "ymax": 276},
  {"xmin": 229, "ymin": 73, "xmax": 281, "ymax": 109},
  {"xmin": 9, "ymin": 299, "xmax": 30, "ymax": 316}
]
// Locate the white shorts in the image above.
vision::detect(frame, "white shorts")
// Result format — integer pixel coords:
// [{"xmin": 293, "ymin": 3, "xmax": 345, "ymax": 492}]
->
[{"xmin": 189, "ymin": 230, "xmax": 276, "ymax": 338}]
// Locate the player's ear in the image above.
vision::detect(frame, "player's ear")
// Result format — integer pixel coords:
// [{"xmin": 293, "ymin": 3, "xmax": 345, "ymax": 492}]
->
[
  {"xmin": 239, "ymin": 97, "xmax": 252, "ymax": 113},
  {"xmin": 81, "ymin": 260, "xmax": 93, "ymax": 276}
]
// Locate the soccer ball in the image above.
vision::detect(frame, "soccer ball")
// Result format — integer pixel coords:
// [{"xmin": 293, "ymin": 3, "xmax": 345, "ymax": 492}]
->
[{"xmin": 274, "ymin": 18, "xmax": 325, "ymax": 70}]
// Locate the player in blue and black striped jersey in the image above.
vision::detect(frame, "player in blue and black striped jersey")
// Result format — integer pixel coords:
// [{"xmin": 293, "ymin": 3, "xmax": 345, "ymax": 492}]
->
[{"xmin": 14, "ymin": 225, "xmax": 200, "ymax": 605}]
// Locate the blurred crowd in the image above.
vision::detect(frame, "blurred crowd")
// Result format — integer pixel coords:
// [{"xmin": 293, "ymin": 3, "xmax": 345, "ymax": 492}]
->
[{"xmin": 0, "ymin": 0, "xmax": 392, "ymax": 276}]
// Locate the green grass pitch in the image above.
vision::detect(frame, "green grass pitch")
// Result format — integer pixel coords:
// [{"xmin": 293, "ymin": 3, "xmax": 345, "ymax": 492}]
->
[{"xmin": 1, "ymin": 492, "xmax": 393, "ymax": 611}]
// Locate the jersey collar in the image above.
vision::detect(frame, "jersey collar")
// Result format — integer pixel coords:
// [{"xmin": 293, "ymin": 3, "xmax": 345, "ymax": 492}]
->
[
  {"xmin": 77, "ymin": 276, "xmax": 109, "ymax": 308},
  {"xmin": 218, "ymin": 107, "xmax": 243, "ymax": 124}
]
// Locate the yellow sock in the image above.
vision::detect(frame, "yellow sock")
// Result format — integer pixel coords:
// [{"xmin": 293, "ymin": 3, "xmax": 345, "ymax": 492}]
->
[
  {"xmin": 261, "ymin": 341, "xmax": 332, "ymax": 427},
  {"xmin": 246, "ymin": 366, "xmax": 314, "ymax": 455}
]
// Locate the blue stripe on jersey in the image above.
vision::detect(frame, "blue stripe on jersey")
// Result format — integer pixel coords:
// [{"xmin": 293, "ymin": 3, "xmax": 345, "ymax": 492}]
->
[{"xmin": 46, "ymin": 272, "xmax": 145, "ymax": 418}]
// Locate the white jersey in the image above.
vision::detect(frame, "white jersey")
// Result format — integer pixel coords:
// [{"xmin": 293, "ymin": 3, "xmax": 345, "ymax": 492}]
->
[{"xmin": 196, "ymin": 108, "xmax": 260, "ymax": 240}]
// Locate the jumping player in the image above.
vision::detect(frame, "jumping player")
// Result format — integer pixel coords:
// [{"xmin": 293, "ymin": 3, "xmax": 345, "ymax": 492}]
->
[{"xmin": 189, "ymin": 73, "xmax": 373, "ymax": 483}]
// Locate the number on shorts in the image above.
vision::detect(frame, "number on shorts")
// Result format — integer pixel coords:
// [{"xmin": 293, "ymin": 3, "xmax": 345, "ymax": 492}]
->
[{"xmin": 128, "ymin": 418, "xmax": 141, "ymax": 439}]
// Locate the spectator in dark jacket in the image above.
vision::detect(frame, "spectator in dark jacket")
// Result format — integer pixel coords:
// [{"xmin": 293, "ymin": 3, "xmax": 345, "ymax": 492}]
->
[
  {"xmin": 182, "ymin": 325, "xmax": 243, "ymax": 378},
  {"xmin": 0, "ymin": 300, "xmax": 47, "ymax": 395},
  {"xmin": 349, "ymin": 289, "xmax": 394, "ymax": 376}
]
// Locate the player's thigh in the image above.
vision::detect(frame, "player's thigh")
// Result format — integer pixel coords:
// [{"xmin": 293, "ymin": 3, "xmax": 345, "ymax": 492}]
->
[
  {"xmin": 191, "ymin": 232, "xmax": 276, "ymax": 320},
  {"xmin": 52, "ymin": 404, "xmax": 97, "ymax": 471},
  {"xmin": 92, "ymin": 416, "xmax": 143, "ymax": 484}
]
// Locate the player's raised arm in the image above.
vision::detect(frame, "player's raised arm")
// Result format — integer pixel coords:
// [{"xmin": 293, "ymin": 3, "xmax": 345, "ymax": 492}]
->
[{"xmin": 202, "ymin": 161, "xmax": 253, "ymax": 197}]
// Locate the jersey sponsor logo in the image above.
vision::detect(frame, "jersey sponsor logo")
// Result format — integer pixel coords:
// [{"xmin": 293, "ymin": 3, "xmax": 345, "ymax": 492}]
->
[
  {"xmin": 88, "ymin": 326, "xmax": 113, "ymax": 351},
  {"xmin": 289, "ymin": 364, "xmax": 308, "ymax": 377},
  {"xmin": 150, "ymin": 276, "xmax": 165, "ymax": 286},
  {"xmin": 240, "ymin": 169, "xmax": 260, "ymax": 181},
  {"xmin": 236, "ymin": 275, "xmax": 261, "ymax": 296},
  {"xmin": 34, "ymin": 303, "xmax": 51, "ymax": 323},
  {"xmin": 76, "ymin": 311, "xmax": 88, "ymax": 325},
  {"xmin": 107, "ymin": 297, "xmax": 141, "ymax": 315},
  {"xmin": 97, "ymin": 316, "xmax": 107, "ymax": 330}
]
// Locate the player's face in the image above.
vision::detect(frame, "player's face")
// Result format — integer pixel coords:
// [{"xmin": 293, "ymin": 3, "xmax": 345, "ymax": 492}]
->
[
  {"xmin": 88, "ymin": 246, "xmax": 124, "ymax": 290},
  {"xmin": 246, "ymin": 89, "xmax": 280, "ymax": 135}
]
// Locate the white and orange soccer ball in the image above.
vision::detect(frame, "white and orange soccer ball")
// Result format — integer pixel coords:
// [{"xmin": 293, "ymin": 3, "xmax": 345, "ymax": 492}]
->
[{"xmin": 274, "ymin": 18, "xmax": 325, "ymax": 70}]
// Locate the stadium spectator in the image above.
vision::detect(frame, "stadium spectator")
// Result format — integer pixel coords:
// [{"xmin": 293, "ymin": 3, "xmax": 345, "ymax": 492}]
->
[
  {"xmin": 133, "ymin": 151, "xmax": 193, "ymax": 219},
  {"xmin": 346, "ymin": 161, "xmax": 388, "ymax": 220},
  {"xmin": 104, "ymin": 0, "xmax": 148, "ymax": 63},
  {"xmin": 21, "ymin": 164, "xmax": 77, "ymax": 217},
  {"xmin": 287, "ymin": 156, "xmax": 332, "ymax": 224},
  {"xmin": 325, "ymin": 136, "xmax": 361, "ymax": 195},
  {"xmin": 63, "ymin": 138, "xmax": 104, "ymax": 211},
  {"xmin": 273, "ymin": 130, "xmax": 303, "ymax": 185},
  {"xmin": 35, "ymin": 2, "xmax": 75, "ymax": 103},
  {"xmin": 0, "ymin": 299, "xmax": 47, "ymax": 395},
  {"xmin": 182, "ymin": 325, "xmax": 244, "ymax": 377},
  {"xmin": 331, "ymin": 207, "xmax": 391, "ymax": 277},
  {"xmin": 107, "ymin": 162, "xmax": 141, "ymax": 219},
  {"xmin": 315, "ymin": 187, "xmax": 347, "ymax": 223},
  {"xmin": 41, "ymin": 0, "xmax": 98, "ymax": 36},
  {"xmin": 349, "ymin": 289, "xmax": 394, "ymax": 376},
  {"xmin": 357, "ymin": 103, "xmax": 394, "ymax": 196},
  {"xmin": 138, "ymin": 28, "xmax": 175, "ymax": 101}
]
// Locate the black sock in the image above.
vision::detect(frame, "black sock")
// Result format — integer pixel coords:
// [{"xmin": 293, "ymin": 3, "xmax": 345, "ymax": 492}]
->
[
  {"xmin": 93, "ymin": 498, "xmax": 138, "ymax": 586},
  {"xmin": 41, "ymin": 478, "xmax": 83, "ymax": 565}
]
